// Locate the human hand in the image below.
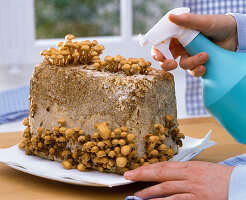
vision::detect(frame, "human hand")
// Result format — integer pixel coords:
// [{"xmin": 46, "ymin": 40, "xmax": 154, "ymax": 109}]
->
[
  {"xmin": 124, "ymin": 161, "xmax": 234, "ymax": 200},
  {"xmin": 153, "ymin": 13, "xmax": 238, "ymax": 77}
]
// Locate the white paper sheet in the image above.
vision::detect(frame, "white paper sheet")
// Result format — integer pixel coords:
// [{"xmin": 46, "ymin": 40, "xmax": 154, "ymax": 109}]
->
[{"xmin": 0, "ymin": 130, "xmax": 216, "ymax": 187}]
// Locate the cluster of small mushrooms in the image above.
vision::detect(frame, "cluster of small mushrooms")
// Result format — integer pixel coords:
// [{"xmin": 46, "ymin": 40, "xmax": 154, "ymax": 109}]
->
[
  {"xmin": 40, "ymin": 34, "xmax": 153, "ymax": 76},
  {"xmin": 19, "ymin": 115, "xmax": 184, "ymax": 174}
]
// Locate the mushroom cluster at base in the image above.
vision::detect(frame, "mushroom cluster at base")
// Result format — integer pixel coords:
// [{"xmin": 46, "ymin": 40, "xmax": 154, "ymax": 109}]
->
[
  {"xmin": 40, "ymin": 34, "xmax": 153, "ymax": 76},
  {"xmin": 19, "ymin": 115, "xmax": 184, "ymax": 174}
]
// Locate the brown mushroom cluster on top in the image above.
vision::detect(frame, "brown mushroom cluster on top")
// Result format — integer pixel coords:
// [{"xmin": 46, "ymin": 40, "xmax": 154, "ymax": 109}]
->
[
  {"xmin": 41, "ymin": 34, "xmax": 104, "ymax": 66},
  {"xmin": 19, "ymin": 115, "xmax": 184, "ymax": 174},
  {"xmin": 40, "ymin": 34, "xmax": 153, "ymax": 76},
  {"xmin": 94, "ymin": 55, "xmax": 153, "ymax": 75}
]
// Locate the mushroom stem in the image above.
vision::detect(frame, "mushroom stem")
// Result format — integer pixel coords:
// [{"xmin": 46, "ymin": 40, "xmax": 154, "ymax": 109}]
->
[
  {"xmin": 81, "ymin": 45, "xmax": 90, "ymax": 65},
  {"xmin": 72, "ymin": 52, "xmax": 80, "ymax": 64},
  {"xmin": 44, "ymin": 55, "xmax": 51, "ymax": 65},
  {"xmin": 50, "ymin": 54, "xmax": 56, "ymax": 65},
  {"xmin": 57, "ymin": 54, "xmax": 64, "ymax": 66},
  {"xmin": 100, "ymin": 60, "xmax": 107, "ymax": 71},
  {"xmin": 84, "ymin": 50, "xmax": 89, "ymax": 64},
  {"xmin": 104, "ymin": 56, "xmax": 114, "ymax": 72},
  {"xmin": 88, "ymin": 51, "xmax": 98, "ymax": 63},
  {"xmin": 113, "ymin": 56, "xmax": 122, "ymax": 72},
  {"xmin": 122, "ymin": 64, "xmax": 131, "ymax": 75},
  {"xmin": 131, "ymin": 64, "xmax": 140, "ymax": 74},
  {"xmin": 93, "ymin": 62, "xmax": 101, "ymax": 71},
  {"xmin": 120, "ymin": 59, "xmax": 127, "ymax": 70},
  {"xmin": 65, "ymin": 34, "xmax": 76, "ymax": 41}
]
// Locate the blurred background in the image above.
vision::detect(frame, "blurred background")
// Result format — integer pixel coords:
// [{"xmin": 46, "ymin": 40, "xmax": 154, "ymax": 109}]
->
[
  {"xmin": 0, "ymin": 0, "xmax": 188, "ymax": 132},
  {"xmin": 35, "ymin": 0, "xmax": 174, "ymax": 39}
]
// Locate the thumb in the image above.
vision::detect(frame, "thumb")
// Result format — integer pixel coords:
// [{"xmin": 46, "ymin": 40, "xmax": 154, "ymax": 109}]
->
[{"xmin": 169, "ymin": 13, "xmax": 215, "ymax": 37}]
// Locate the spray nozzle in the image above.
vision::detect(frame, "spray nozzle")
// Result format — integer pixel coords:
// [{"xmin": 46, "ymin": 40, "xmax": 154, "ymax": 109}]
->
[{"xmin": 138, "ymin": 7, "xmax": 199, "ymax": 60}]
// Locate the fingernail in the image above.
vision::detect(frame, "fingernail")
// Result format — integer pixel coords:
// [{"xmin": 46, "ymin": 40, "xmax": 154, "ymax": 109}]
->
[
  {"xmin": 124, "ymin": 171, "xmax": 134, "ymax": 177},
  {"xmin": 135, "ymin": 191, "xmax": 142, "ymax": 197},
  {"xmin": 200, "ymin": 54, "xmax": 206, "ymax": 61},
  {"xmin": 169, "ymin": 14, "xmax": 177, "ymax": 18},
  {"xmin": 166, "ymin": 60, "xmax": 173, "ymax": 67}
]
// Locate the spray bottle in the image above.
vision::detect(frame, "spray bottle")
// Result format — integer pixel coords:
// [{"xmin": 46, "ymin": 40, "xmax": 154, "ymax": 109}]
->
[{"xmin": 138, "ymin": 7, "xmax": 246, "ymax": 144}]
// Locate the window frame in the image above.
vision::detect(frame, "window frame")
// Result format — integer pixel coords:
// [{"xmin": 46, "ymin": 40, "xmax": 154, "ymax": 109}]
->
[{"xmin": 0, "ymin": 0, "xmax": 189, "ymax": 118}]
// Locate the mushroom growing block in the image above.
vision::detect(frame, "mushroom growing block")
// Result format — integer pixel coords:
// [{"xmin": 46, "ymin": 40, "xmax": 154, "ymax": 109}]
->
[{"xmin": 28, "ymin": 62, "xmax": 178, "ymax": 159}]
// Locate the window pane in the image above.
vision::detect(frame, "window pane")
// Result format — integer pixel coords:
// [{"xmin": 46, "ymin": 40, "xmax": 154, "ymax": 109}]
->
[
  {"xmin": 133, "ymin": 0, "xmax": 180, "ymax": 35},
  {"xmin": 35, "ymin": 0, "xmax": 120, "ymax": 39}
]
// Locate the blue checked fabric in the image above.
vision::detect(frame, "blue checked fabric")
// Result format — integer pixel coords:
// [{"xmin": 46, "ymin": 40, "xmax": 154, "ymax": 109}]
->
[
  {"xmin": 0, "ymin": 85, "xmax": 29, "ymax": 124},
  {"xmin": 183, "ymin": 0, "xmax": 246, "ymax": 116},
  {"xmin": 220, "ymin": 153, "xmax": 246, "ymax": 166}
]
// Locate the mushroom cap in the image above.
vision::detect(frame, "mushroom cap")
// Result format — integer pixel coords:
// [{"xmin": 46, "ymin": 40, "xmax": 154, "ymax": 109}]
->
[
  {"xmin": 131, "ymin": 64, "xmax": 139, "ymax": 71},
  {"xmin": 149, "ymin": 135, "xmax": 159, "ymax": 143},
  {"xmin": 93, "ymin": 56, "xmax": 100, "ymax": 60},
  {"xmin": 65, "ymin": 34, "xmax": 76, "ymax": 41},
  {"xmin": 138, "ymin": 61, "xmax": 146, "ymax": 67},
  {"xmin": 72, "ymin": 51, "xmax": 80, "ymax": 57},
  {"xmin": 60, "ymin": 46, "xmax": 68, "ymax": 51},
  {"xmin": 72, "ymin": 42, "xmax": 80, "ymax": 49},
  {"xmin": 60, "ymin": 50, "xmax": 70, "ymax": 56},
  {"xmin": 100, "ymin": 157, "xmax": 109, "ymax": 164},
  {"xmin": 165, "ymin": 148, "xmax": 175, "ymax": 156},
  {"xmin": 50, "ymin": 54, "xmax": 56, "ymax": 59},
  {"xmin": 158, "ymin": 144, "xmax": 167, "ymax": 151},
  {"xmin": 57, "ymin": 41, "xmax": 64, "ymax": 47},
  {"xmin": 146, "ymin": 61, "xmax": 152, "ymax": 67},
  {"xmin": 116, "ymin": 157, "xmax": 127, "ymax": 168},
  {"xmin": 90, "ymin": 50, "xmax": 98, "ymax": 57},
  {"xmin": 97, "ymin": 123, "xmax": 111, "ymax": 139},
  {"xmin": 83, "ymin": 40, "xmax": 92, "ymax": 46},
  {"xmin": 77, "ymin": 163, "xmax": 87, "ymax": 172},
  {"xmin": 92, "ymin": 40, "xmax": 98, "ymax": 46},
  {"xmin": 154, "ymin": 123, "xmax": 162, "ymax": 129},
  {"xmin": 57, "ymin": 54, "xmax": 64, "ymax": 59},
  {"xmin": 116, "ymin": 55, "xmax": 123, "ymax": 58},
  {"xmin": 114, "ymin": 56, "xmax": 122, "ymax": 62},
  {"xmin": 104, "ymin": 56, "xmax": 114, "ymax": 62},
  {"xmin": 150, "ymin": 149, "xmax": 159, "ymax": 156},
  {"xmin": 48, "ymin": 47, "xmax": 57, "ymax": 53},
  {"xmin": 146, "ymin": 67, "xmax": 153, "ymax": 73},
  {"xmin": 92, "ymin": 59, "xmax": 101, "ymax": 63},
  {"xmin": 93, "ymin": 62, "xmax": 100, "ymax": 68},
  {"xmin": 93, "ymin": 45, "xmax": 102, "ymax": 51},
  {"xmin": 44, "ymin": 55, "xmax": 50, "ymax": 60},
  {"xmin": 120, "ymin": 59, "xmax": 128, "ymax": 65},
  {"xmin": 108, "ymin": 151, "xmax": 116, "ymax": 158},
  {"xmin": 40, "ymin": 50, "xmax": 51, "ymax": 56},
  {"xmin": 98, "ymin": 45, "xmax": 105, "ymax": 50},
  {"xmin": 55, "ymin": 51, "xmax": 62, "ymax": 55},
  {"xmin": 122, "ymin": 64, "xmax": 131, "ymax": 70},
  {"xmin": 97, "ymin": 150, "xmax": 106, "ymax": 157},
  {"xmin": 64, "ymin": 41, "xmax": 79, "ymax": 49},
  {"xmin": 127, "ymin": 133, "xmax": 135, "ymax": 142},
  {"xmin": 101, "ymin": 60, "xmax": 107, "ymax": 66},
  {"xmin": 81, "ymin": 44, "xmax": 90, "ymax": 51},
  {"xmin": 77, "ymin": 41, "xmax": 84, "ymax": 46},
  {"xmin": 130, "ymin": 58, "xmax": 139, "ymax": 64},
  {"xmin": 121, "ymin": 145, "xmax": 131, "ymax": 156},
  {"xmin": 58, "ymin": 118, "xmax": 65, "ymax": 123}
]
